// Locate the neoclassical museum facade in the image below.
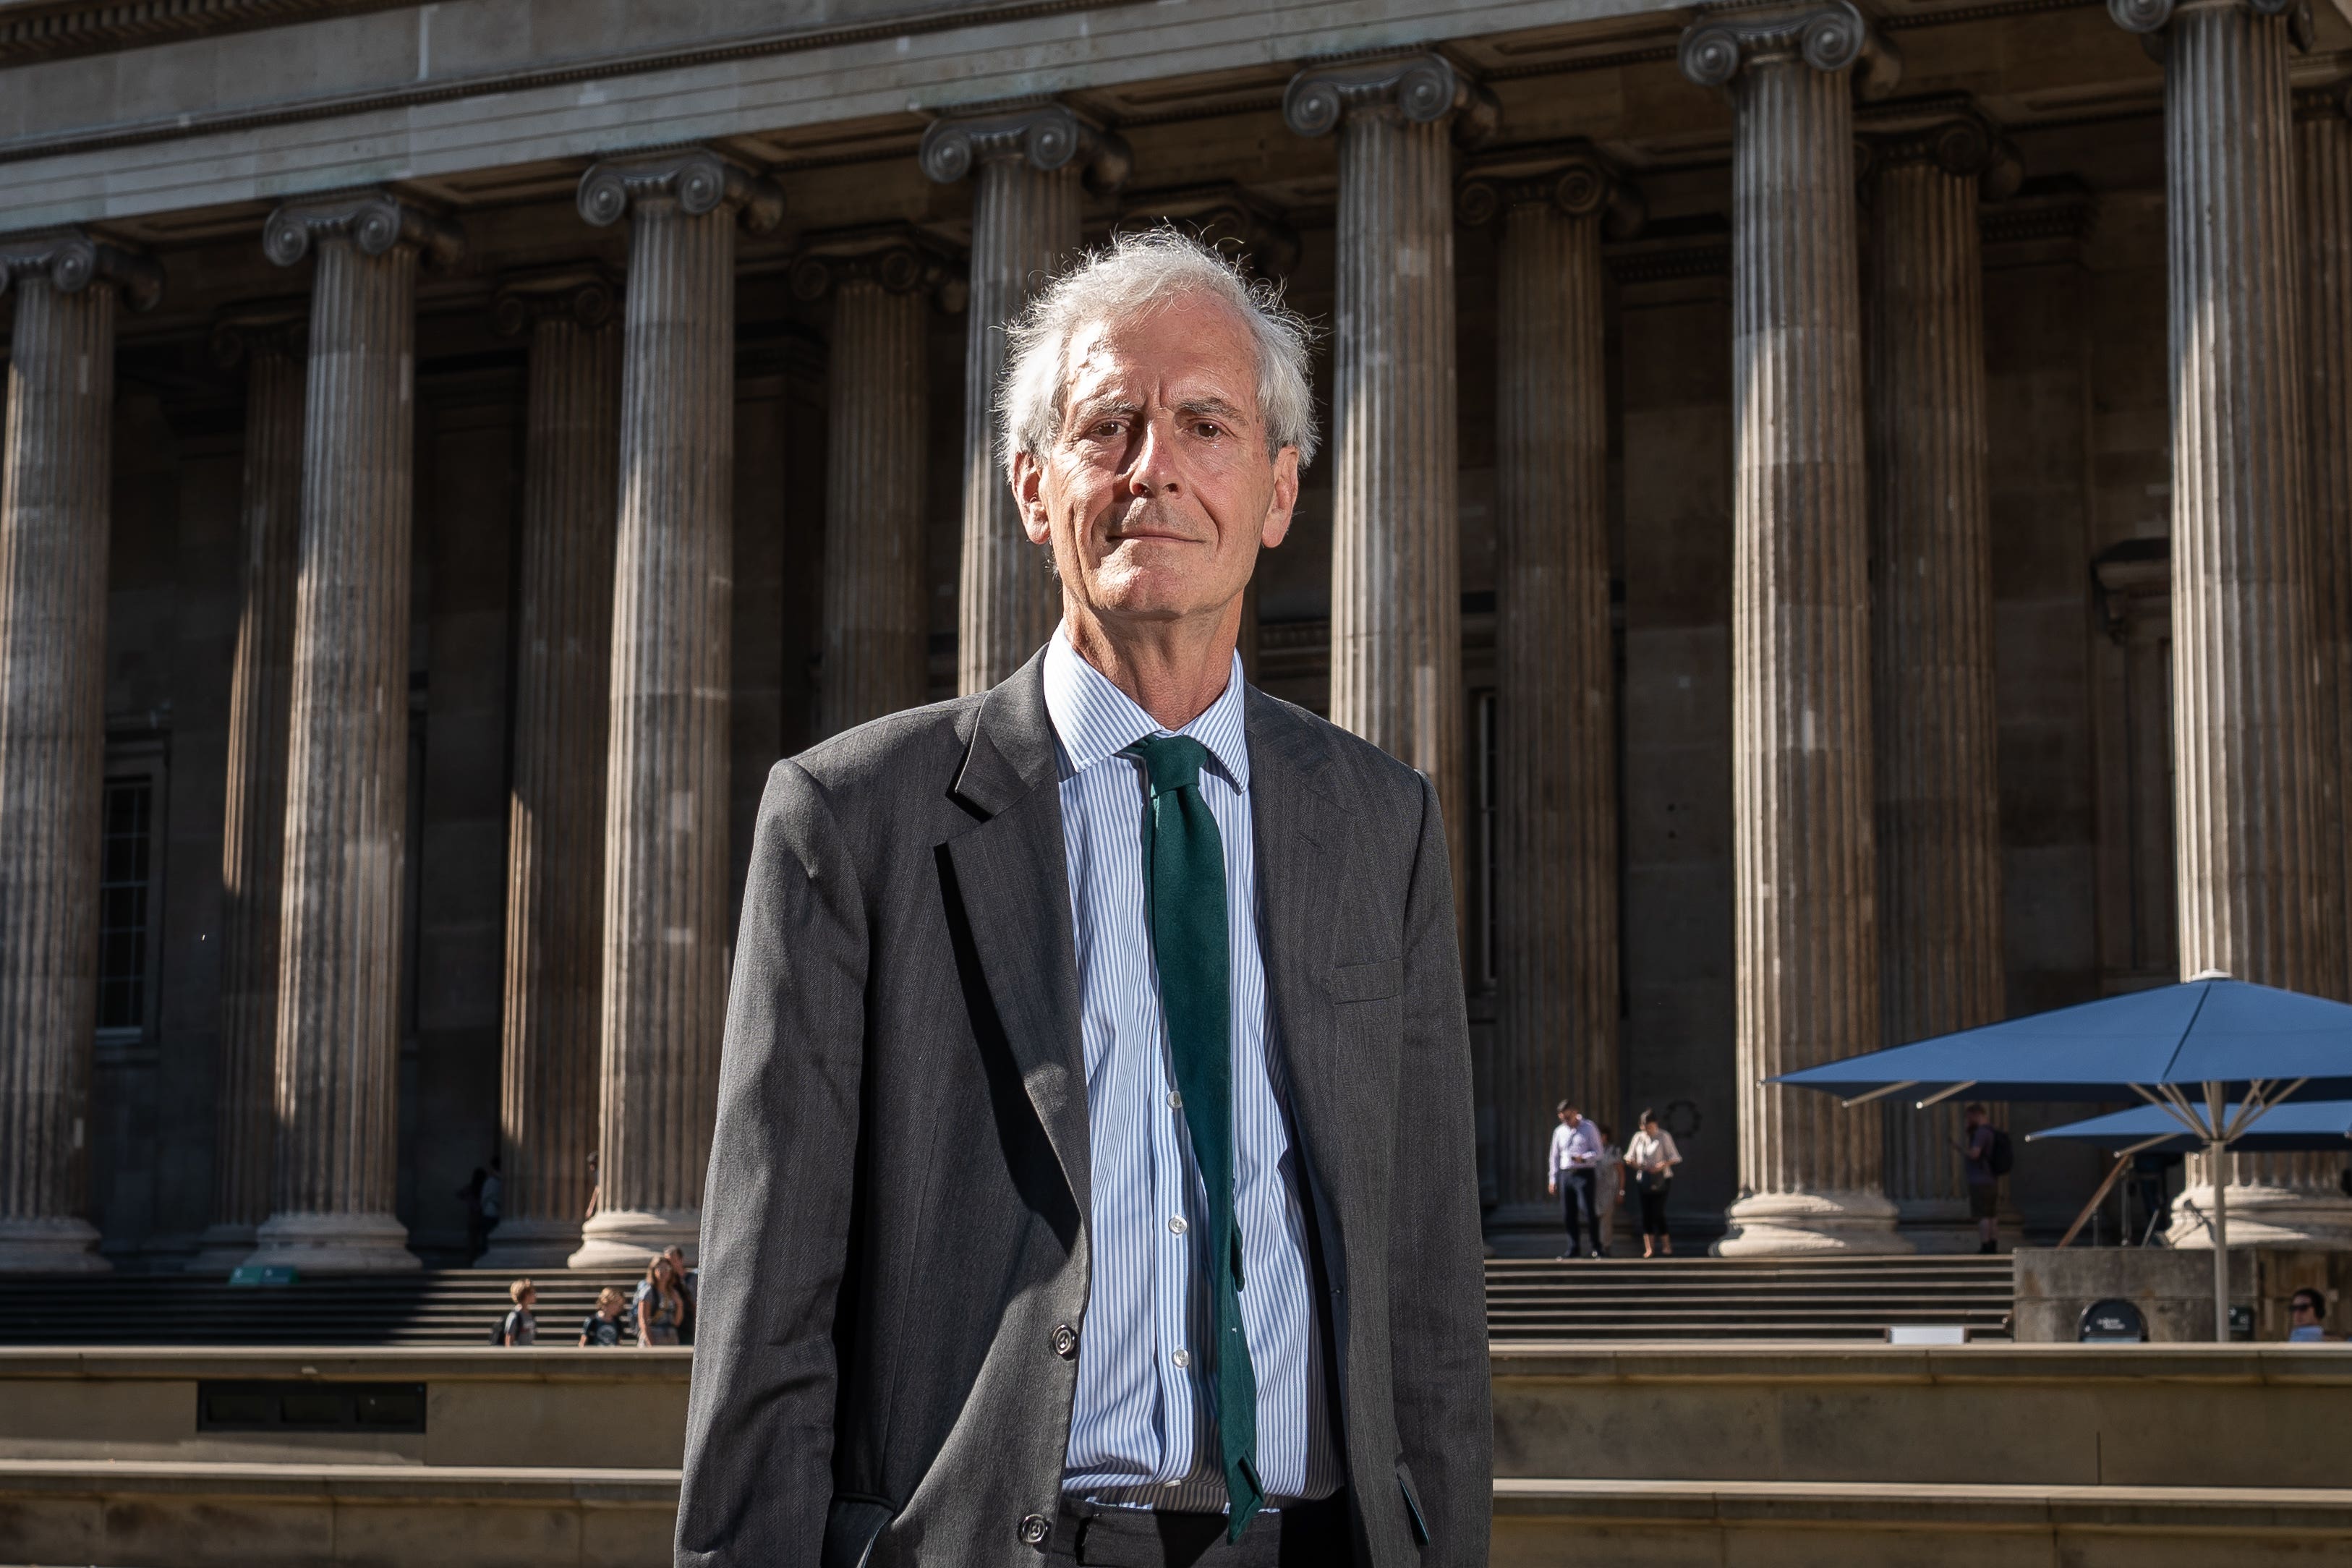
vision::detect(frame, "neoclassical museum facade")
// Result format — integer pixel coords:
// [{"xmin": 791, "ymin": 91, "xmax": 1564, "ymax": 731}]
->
[{"xmin": 3, "ymin": 0, "xmax": 2351, "ymax": 1271}]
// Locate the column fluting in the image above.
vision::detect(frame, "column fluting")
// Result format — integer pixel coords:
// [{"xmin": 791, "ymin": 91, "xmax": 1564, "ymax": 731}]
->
[
  {"xmin": 1458, "ymin": 152, "xmax": 1635, "ymax": 1224},
  {"xmin": 921, "ymin": 106, "xmax": 1127, "ymax": 694},
  {"xmin": 793, "ymin": 242, "xmax": 939, "ymax": 734},
  {"xmin": 250, "ymin": 194, "xmax": 460, "ymax": 1272},
  {"xmin": 2112, "ymin": 0, "xmax": 2352, "ymax": 1245},
  {"xmin": 191, "ymin": 311, "xmax": 306, "ymax": 1273},
  {"xmin": 1285, "ymin": 54, "xmax": 1494, "ymax": 913},
  {"xmin": 0, "ymin": 232, "xmax": 158, "ymax": 1274},
  {"xmin": 1682, "ymin": 4, "xmax": 1912, "ymax": 1255},
  {"xmin": 482, "ymin": 272, "xmax": 623, "ymax": 1269},
  {"xmin": 571, "ymin": 150, "xmax": 782, "ymax": 1269},
  {"xmin": 2301, "ymin": 85, "xmax": 2352, "ymax": 1000},
  {"xmin": 1863, "ymin": 119, "xmax": 2013, "ymax": 1244}
]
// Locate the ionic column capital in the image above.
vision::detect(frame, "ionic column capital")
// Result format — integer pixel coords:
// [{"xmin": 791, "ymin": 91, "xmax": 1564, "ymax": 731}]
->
[
  {"xmin": 208, "ymin": 302, "xmax": 307, "ymax": 368},
  {"xmin": 1116, "ymin": 185, "xmax": 1301, "ymax": 277},
  {"xmin": 1679, "ymin": 3, "xmax": 1902, "ymax": 97},
  {"xmin": 492, "ymin": 265, "xmax": 621, "ymax": 336},
  {"xmin": 917, "ymin": 102, "xmax": 1130, "ymax": 194},
  {"xmin": 1858, "ymin": 106, "xmax": 2025, "ymax": 199},
  {"xmin": 263, "ymin": 191, "xmax": 463, "ymax": 270},
  {"xmin": 788, "ymin": 229, "xmax": 966, "ymax": 312},
  {"xmin": 0, "ymin": 228, "xmax": 161, "ymax": 310},
  {"xmin": 576, "ymin": 149, "xmax": 784, "ymax": 234},
  {"xmin": 2110, "ymin": 0, "xmax": 2314, "ymax": 46},
  {"xmin": 1456, "ymin": 145, "xmax": 1645, "ymax": 238},
  {"xmin": 1282, "ymin": 52, "xmax": 1499, "ymax": 146}
]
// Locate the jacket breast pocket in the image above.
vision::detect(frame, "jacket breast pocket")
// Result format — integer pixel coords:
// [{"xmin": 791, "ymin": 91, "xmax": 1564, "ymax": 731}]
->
[{"xmin": 1325, "ymin": 957, "xmax": 1402, "ymax": 1005}]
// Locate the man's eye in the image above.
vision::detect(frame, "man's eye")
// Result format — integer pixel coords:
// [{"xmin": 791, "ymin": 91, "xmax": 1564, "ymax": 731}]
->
[
  {"xmin": 1193, "ymin": 422, "xmax": 1223, "ymax": 440},
  {"xmin": 1090, "ymin": 420, "xmax": 1124, "ymax": 438}
]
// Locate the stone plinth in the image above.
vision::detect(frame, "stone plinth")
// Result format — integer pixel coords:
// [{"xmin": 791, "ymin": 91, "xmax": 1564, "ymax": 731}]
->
[
  {"xmin": 571, "ymin": 150, "xmax": 780, "ymax": 1269},
  {"xmin": 483, "ymin": 271, "xmax": 622, "ymax": 1270},
  {"xmin": 250, "ymin": 193, "xmax": 461, "ymax": 1274},
  {"xmin": 192, "ymin": 310, "xmax": 306, "ymax": 1274},
  {"xmin": 1680, "ymin": 4, "xmax": 1909, "ymax": 1256},
  {"xmin": 0, "ymin": 231, "xmax": 158, "ymax": 1274},
  {"xmin": 920, "ymin": 106, "xmax": 1127, "ymax": 693}
]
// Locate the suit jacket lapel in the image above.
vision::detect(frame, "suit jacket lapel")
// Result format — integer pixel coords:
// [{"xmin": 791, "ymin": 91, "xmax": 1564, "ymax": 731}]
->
[
  {"xmin": 1246, "ymin": 690, "xmax": 1351, "ymax": 1287},
  {"xmin": 945, "ymin": 650, "xmax": 1093, "ymax": 1228}
]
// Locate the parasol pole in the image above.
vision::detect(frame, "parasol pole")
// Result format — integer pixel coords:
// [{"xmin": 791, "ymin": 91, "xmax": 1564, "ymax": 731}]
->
[{"xmin": 2207, "ymin": 1079, "xmax": 2230, "ymax": 1345}]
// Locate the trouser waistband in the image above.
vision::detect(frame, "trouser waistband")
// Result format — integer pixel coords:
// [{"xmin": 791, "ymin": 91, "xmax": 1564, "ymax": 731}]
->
[{"xmin": 1047, "ymin": 1491, "xmax": 1352, "ymax": 1567}]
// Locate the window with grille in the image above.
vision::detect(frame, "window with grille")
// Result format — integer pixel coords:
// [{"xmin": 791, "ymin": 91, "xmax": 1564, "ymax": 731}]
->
[{"xmin": 97, "ymin": 775, "xmax": 155, "ymax": 1034}]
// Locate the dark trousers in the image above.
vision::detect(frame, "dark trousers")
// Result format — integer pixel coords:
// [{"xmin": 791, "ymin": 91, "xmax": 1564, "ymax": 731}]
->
[
  {"xmin": 1637, "ymin": 1183, "xmax": 1671, "ymax": 1238},
  {"xmin": 1561, "ymin": 1169, "xmax": 1601, "ymax": 1255},
  {"xmin": 1047, "ymin": 1494, "xmax": 1352, "ymax": 1567}
]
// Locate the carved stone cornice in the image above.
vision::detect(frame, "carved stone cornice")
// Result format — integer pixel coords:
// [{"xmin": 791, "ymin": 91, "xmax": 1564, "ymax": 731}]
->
[
  {"xmin": 576, "ymin": 149, "xmax": 785, "ymax": 233},
  {"xmin": 1858, "ymin": 107, "xmax": 2025, "ymax": 200},
  {"xmin": 263, "ymin": 192, "xmax": 464, "ymax": 270},
  {"xmin": 1115, "ymin": 185, "xmax": 1302, "ymax": 277},
  {"xmin": 1679, "ymin": 3, "xmax": 1903, "ymax": 98},
  {"xmin": 788, "ymin": 229, "xmax": 966, "ymax": 312},
  {"xmin": 916, "ymin": 103, "xmax": 1130, "ymax": 195},
  {"xmin": 2110, "ymin": 0, "xmax": 2314, "ymax": 54},
  {"xmin": 1456, "ymin": 145, "xmax": 1646, "ymax": 239},
  {"xmin": 208, "ymin": 302, "xmax": 307, "ymax": 367},
  {"xmin": 2297, "ymin": 82, "xmax": 2352, "ymax": 122},
  {"xmin": 491, "ymin": 265, "xmax": 621, "ymax": 336},
  {"xmin": 0, "ymin": 228, "xmax": 161, "ymax": 310},
  {"xmin": 1281, "ymin": 53, "xmax": 1500, "ymax": 148}
]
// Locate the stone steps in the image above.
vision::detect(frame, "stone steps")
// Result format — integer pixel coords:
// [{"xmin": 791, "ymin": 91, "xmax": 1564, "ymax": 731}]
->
[{"xmin": 0, "ymin": 1254, "xmax": 2015, "ymax": 1346}]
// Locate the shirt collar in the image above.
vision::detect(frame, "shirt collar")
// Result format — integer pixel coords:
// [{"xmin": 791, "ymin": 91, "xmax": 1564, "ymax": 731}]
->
[{"xmin": 1041, "ymin": 623, "xmax": 1250, "ymax": 790}]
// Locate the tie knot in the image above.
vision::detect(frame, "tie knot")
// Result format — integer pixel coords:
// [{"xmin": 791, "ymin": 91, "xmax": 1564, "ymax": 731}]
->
[{"xmin": 1124, "ymin": 733, "xmax": 1211, "ymax": 796}]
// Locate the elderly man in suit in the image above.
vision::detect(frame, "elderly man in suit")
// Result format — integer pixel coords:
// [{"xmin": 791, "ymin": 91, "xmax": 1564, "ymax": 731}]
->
[{"xmin": 677, "ymin": 228, "xmax": 1488, "ymax": 1568}]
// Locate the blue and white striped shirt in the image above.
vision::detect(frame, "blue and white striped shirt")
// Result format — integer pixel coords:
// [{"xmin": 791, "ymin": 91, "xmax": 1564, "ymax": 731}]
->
[{"xmin": 1042, "ymin": 627, "xmax": 1339, "ymax": 1511}]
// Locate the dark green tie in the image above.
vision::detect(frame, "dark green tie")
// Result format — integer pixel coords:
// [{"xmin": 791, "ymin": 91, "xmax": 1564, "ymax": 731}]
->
[{"xmin": 1124, "ymin": 734, "xmax": 1262, "ymax": 1541}]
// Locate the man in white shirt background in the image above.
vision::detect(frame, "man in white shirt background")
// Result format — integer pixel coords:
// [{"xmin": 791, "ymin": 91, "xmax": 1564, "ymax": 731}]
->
[{"xmin": 1546, "ymin": 1102, "xmax": 1606, "ymax": 1260}]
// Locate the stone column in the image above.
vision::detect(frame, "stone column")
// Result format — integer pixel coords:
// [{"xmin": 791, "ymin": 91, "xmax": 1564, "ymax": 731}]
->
[
  {"xmin": 2113, "ymin": 0, "xmax": 2352, "ymax": 1245},
  {"xmin": 571, "ymin": 150, "xmax": 781, "ymax": 1269},
  {"xmin": 0, "ymin": 231, "xmax": 158, "ymax": 1274},
  {"xmin": 920, "ymin": 104, "xmax": 1128, "ymax": 694},
  {"xmin": 1862, "ymin": 114, "xmax": 2017, "ymax": 1246},
  {"xmin": 1284, "ymin": 54, "xmax": 1495, "ymax": 914},
  {"xmin": 1456, "ymin": 150, "xmax": 1639, "ymax": 1225},
  {"xmin": 1681, "ymin": 4, "xmax": 1911, "ymax": 1256},
  {"xmin": 791, "ymin": 239, "xmax": 950, "ymax": 735},
  {"xmin": 248, "ymin": 194, "xmax": 461, "ymax": 1273},
  {"xmin": 190, "ymin": 308, "xmax": 306, "ymax": 1274},
  {"xmin": 2302, "ymin": 83, "xmax": 2352, "ymax": 997},
  {"xmin": 479, "ymin": 270, "xmax": 623, "ymax": 1269}
]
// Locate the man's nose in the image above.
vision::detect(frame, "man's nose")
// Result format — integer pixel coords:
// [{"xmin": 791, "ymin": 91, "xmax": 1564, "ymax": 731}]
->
[{"xmin": 1124, "ymin": 416, "xmax": 1180, "ymax": 493}]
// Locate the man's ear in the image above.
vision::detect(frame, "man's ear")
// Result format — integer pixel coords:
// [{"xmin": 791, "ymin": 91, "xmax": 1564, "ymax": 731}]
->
[
  {"xmin": 1259, "ymin": 446, "xmax": 1301, "ymax": 550},
  {"xmin": 1012, "ymin": 448, "xmax": 1052, "ymax": 545}
]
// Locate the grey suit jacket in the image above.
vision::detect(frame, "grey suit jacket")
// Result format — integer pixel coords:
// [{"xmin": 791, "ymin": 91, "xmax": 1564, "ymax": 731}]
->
[{"xmin": 676, "ymin": 649, "xmax": 1490, "ymax": 1568}]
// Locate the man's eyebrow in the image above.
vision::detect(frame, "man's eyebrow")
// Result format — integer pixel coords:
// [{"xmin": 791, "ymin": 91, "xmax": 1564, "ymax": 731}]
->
[
  {"xmin": 1175, "ymin": 396, "xmax": 1249, "ymax": 421},
  {"xmin": 1066, "ymin": 396, "xmax": 1141, "ymax": 424}
]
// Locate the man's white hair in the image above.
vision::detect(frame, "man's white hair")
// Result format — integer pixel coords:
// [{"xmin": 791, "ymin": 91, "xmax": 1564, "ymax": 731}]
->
[{"xmin": 997, "ymin": 226, "xmax": 1320, "ymax": 473}]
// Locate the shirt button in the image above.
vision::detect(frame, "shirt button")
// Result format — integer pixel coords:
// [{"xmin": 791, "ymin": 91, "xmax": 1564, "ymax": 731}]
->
[
  {"xmin": 1051, "ymin": 1323, "xmax": 1079, "ymax": 1359},
  {"xmin": 1172, "ymin": 1348, "xmax": 1192, "ymax": 1368},
  {"xmin": 1018, "ymin": 1513, "xmax": 1051, "ymax": 1546},
  {"xmin": 1169, "ymin": 1090, "xmax": 1184, "ymax": 1109},
  {"xmin": 1167, "ymin": 1215, "xmax": 1188, "ymax": 1235}
]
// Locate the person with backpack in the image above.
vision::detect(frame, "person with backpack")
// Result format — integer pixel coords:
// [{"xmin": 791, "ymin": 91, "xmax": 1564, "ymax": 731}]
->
[
  {"xmin": 1961, "ymin": 1104, "xmax": 2011, "ymax": 1254},
  {"xmin": 497, "ymin": 1278, "xmax": 537, "ymax": 1346}
]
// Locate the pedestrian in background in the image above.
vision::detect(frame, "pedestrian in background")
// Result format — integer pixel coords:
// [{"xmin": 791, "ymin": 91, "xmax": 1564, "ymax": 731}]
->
[
  {"xmin": 1547, "ymin": 1102, "xmax": 1605, "ymax": 1259},
  {"xmin": 1961, "ymin": 1104, "xmax": 2004, "ymax": 1255},
  {"xmin": 579, "ymin": 1286, "xmax": 629, "ymax": 1347},
  {"xmin": 500, "ymin": 1278, "xmax": 537, "ymax": 1346},
  {"xmin": 1624, "ymin": 1111, "xmax": 1682, "ymax": 1258},
  {"xmin": 2288, "ymin": 1287, "xmax": 2332, "ymax": 1343},
  {"xmin": 637, "ymin": 1253, "xmax": 686, "ymax": 1347},
  {"xmin": 1594, "ymin": 1121, "xmax": 1623, "ymax": 1258}
]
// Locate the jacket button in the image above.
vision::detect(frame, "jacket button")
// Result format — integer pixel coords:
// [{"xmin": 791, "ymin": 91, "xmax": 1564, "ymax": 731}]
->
[
  {"xmin": 1051, "ymin": 1323, "xmax": 1079, "ymax": 1359},
  {"xmin": 1018, "ymin": 1512, "xmax": 1051, "ymax": 1546}
]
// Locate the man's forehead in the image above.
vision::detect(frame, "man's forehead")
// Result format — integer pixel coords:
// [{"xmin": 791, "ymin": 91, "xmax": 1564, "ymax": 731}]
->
[{"xmin": 1062, "ymin": 307, "xmax": 1259, "ymax": 406}]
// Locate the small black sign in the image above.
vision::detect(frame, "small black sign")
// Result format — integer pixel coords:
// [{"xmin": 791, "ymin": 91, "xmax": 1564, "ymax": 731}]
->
[
  {"xmin": 2079, "ymin": 1298, "xmax": 2148, "ymax": 1343},
  {"xmin": 197, "ymin": 1381, "xmax": 426, "ymax": 1433}
]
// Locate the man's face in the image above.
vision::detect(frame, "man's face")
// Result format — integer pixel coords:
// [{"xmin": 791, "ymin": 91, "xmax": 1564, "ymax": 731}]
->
[{"xmin": 1013, "ymin": 294, "xmax": 1298, "ymax": 633}]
